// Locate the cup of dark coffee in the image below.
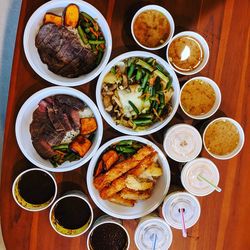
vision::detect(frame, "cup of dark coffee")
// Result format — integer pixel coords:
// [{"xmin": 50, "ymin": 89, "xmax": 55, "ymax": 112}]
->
[
  {"xmin": 12, "ymin": 168, "xmax": 57, "ymax": 211},
  {"xmin": 49, "ymin": 191, "xmax": 93, "ymax": 237},
  {"xmin": 87, "ymin": 215, "xmax": 130, "ymax": 250}
]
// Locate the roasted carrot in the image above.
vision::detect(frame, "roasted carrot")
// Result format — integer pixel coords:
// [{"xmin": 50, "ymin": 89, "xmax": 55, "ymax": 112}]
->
[
  {"xmin": 69, "ymin": 135, "xmax": 91, "ymax": 157},
  {"xmin": 102, "ymin": 150, "xmax": 119, "ymax": 170},
  {"xmin": 80, "ymin": 117, "xmax": 97, "ymax": 135},
  {"xmin": 89, "ymin": 27, "xmax": 99, "ymax": 38},
  {"xmin": 43, "ymin": 13, "xmax": 62, "ymax": 26},
  {"xmin": 94, "ymin": 160, "xmax": 104, "ymax": 177},
  {"xmin": 63, "ymin": 4, "xmax": 79, "ymax": 28}
]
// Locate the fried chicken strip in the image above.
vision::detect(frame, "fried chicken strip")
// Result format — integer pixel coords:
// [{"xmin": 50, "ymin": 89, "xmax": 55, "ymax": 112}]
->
[
  {"xmin": 108, "ymin": 193, "xmax": 135, "ymax": 207},
  {"xmin": 120, "ymin": 188, "xmax": 151, "ymax": 200}
]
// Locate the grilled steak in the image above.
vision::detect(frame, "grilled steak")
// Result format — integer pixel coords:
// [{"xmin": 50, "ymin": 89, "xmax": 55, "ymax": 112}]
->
[
  {"xmin": 35, "ymin": 23, "xmax": 98, "ymax": 78},
  {"xmin": 30, "ymin": 95, "xmax": 85, "ymax": 160}
]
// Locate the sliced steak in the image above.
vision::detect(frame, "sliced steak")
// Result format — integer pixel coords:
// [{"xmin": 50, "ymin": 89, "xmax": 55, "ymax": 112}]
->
[
  {"xmin": 32, "ymin": 139, "xmax": 56, "ymax": 159},
  {"xmin": 55, "ymin": 94, "xmax": 85, "ymax": 110},
  {"xmin": 35, "ymin": 23, "xmax": 98, "ymax": 78}
]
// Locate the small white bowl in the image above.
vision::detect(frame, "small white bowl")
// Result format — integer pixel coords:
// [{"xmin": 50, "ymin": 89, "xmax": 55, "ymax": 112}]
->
[
  {"xmin": 96, "ymin": 51, "xmax": 180, "ymax": 136},
  {"xmin": 15, "ymin": 86, "xmax": 103, "ymax": 172},
  {"xmin": 23, "ymin": 0, "xmax": 112, "ymax": 86},
  {"xmin": 87, "ymin": 136, "xmax": 171, "ymax": 219},
  {"xmin": 12, "ymin": 168, "xmax": 57, "ymax": 212},
  {"xmin": 131, "ymin": 5, "xmax": 175, "ymax": 50},
  {"xmin": 49, "ymin": 191, "xmax": 93, "ymax": 237},
  {"xmin": 166, "ymin": 31, "xmax": 209, "ymax": 75},
  {"xmin": 180, "ymin": 76, "xmax": 221, "ymax": 119},
  {"xmin": 203, "ymin": 117, "xmax": 245, "ymax": 160}
]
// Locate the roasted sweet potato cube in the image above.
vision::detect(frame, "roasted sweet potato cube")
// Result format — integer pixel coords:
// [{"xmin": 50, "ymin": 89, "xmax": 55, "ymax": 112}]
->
[
  {"xmin": 43, "ymin": 13, "xmax": 62, "ymax": 26},
  {"xmin": 102, "ymin": 150, "xmax": 119, "ymax": 170},
  {"xmin": 94, "ymin": 160, "xmax": 104, "ymax": 177},
  {"xmin": 63, "ymin": 4, "xmax": 79, "ymax": 28},
  {"xmin": 80, "ymin": 117, "xmax": 97, "ymax": 135},
  {"xmin": 69, "ymin": 135, "xmax": 91, "ymax": 157}
]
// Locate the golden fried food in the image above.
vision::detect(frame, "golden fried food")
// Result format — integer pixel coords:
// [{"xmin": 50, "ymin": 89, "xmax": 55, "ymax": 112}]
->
[
  {"xmin": 139, "ymin": 163, "xmax": 163, "ymax": 179},
  {"xmin": 94, "ymin": 146, "xmax": 154, "ymax": 190},
  {"xmin": 100, "ymin": 176, "xmax": 126, "ymax": 199},
  {"xmin": 129, "ymin": 152, "xmax": 157, "ymax": 176},
  {"xmin": 120, "ymin": 188, "xmax": 151, "ymax": 200},
  {"xmin": 108, "ymin": 194, "xmax": 135, "ymax": 207},
  {"xmin": 125, "ymin": 175, "xmax": 154, "ymax": 191}
]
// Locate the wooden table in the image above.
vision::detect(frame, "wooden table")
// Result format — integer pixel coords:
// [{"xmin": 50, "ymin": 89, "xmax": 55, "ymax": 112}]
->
[{"xmin": 1, "ymin": 0, "xmax": 249, "ymax": 249}]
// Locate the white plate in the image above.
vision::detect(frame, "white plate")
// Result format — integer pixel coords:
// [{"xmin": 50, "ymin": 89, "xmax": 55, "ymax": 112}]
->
[
  {"xmin": 15, "ymin": 86, "xmax": 103, "ymax": 172},
  {"xmin": 96, "ymin": 51, "xmax": 180, "ymax": 136},
  {"xmin": 87, "ymin": 136, "xmax": 171, "ymax": 219},
  {"xmin": 23, "ymin": 0, "xmax": 112, "ymax": 86}
]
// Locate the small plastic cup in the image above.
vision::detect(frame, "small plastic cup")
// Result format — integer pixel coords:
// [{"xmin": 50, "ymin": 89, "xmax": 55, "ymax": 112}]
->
[
  {"xmin": 12, "ymin": 168, "xmax": 57, "ymax": 212},
  {"xmin": 163, "ymin": 124, "xmax": 202, "ymax": 163},
  {"xmin": 49, "ymin": 190, "xmax": 93, "ymax": 237},
  {"xmin": 181, "ymin": 157, "xmax": 220, "ymax": 196},
  {"xmin": 180, "ymin": 76, "xmax": 221, "ymax": 119},
  {"xmin": 134, "ymin": 213, "xmax": 173, "ymax": 250},
  {"xmin": 87, "ymin": 215, "xmax": 130, "ymax": 250},
  {"xmin": 131, "ymin": 5, "xmax": 175, "ymax": 50},
  {"xmin": 162, "ymin": 192, "xmax": 201, "ymax": 229},
  {"xmin": 166, "ymin": 31, "xmax": 209, "ymax": 75}
]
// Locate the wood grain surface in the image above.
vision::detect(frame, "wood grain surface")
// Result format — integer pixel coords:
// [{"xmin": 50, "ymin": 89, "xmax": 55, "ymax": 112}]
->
[{"xmin": 1, "ymin": 0, "xmax": 249, "ymax": 249}]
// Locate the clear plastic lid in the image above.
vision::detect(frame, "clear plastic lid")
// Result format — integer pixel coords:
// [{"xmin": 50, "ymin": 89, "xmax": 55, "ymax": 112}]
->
[
  {"xmin": 181, "ymin": 158, "xmax": 220, "ymax": 196},
  {"xmin": 135, "ymin": 218, "xmax": 172, "ymax": 250},
  {"xmin": 162, "ymin": 192, "xmax": 201, "ymax": 229}
]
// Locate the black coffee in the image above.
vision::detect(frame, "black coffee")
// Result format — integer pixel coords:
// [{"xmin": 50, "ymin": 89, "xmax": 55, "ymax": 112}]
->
[
  {"xmin": 18, "ymin": 170, "xmax": 55, "ymax": 204},
  {"xmin": 54, "ymin": 196, "xmax": 91, "ymax": 229},
  {"xmin": 90, "ymin": 223, "xmax": 128, "ymax": 250}
]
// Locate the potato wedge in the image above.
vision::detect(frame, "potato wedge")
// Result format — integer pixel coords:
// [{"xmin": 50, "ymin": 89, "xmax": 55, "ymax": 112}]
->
[
  {"xmin": 102, "ymin": 150, "xmax": 119, "ymax": 170},
  {"xmin": 43, "ymin": 13, "xmax": 62, "ymax": 26},
  {"xmin": 80, "ymin": 117, "xmax": 97, "ymax": 135},
  {"xmin": 94, "ymin": 160, "xmax": 104, "ymax": 177},
  {"xmin": 63, "ymin": 4, "xmax": 79, "ymax": 28}
]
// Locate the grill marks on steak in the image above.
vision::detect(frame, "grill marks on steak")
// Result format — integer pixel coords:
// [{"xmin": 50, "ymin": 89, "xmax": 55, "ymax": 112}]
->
[
  {"xmin": 35, "ymin": 23, "xmax": 98, "ymax": 78},
  {"xmin": 30, "ymin": 95, "xmax": 85, "ymax": 159}
]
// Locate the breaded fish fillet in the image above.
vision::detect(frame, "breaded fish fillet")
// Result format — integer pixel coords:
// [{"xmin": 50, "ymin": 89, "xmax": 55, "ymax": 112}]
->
[
  {"xmin": 120, "ymin": 188, "xmax": 151, "ymax": 200},
  {"xmin": 94, "ymin": 146, "xmax": 154, "ymax": 190},
  {"xmin": 108, "ymin": 193, "xmax": 135, "ymax": 207}
]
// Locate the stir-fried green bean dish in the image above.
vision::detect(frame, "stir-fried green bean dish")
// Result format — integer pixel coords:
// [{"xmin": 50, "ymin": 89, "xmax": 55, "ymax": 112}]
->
[{"xmin": 101, "ymin": 57, "xmax": 174, "ymax": 130}]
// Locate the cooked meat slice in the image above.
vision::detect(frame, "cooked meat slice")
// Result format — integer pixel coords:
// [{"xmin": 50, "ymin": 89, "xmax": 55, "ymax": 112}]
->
[
  {"xmin": 32, "ymin": 138, "xmax": 56, "ymax": 159},
  {"xmin": 43, "ymin": 130, "xmax": 66, "ymax": 146},
  {"xmin": 55, "ymin": 94, "xmax": 85, "ymax": 110},
  {"xmin": 35, "ymin": 23, "xmax": 98, "ymax": 77}
]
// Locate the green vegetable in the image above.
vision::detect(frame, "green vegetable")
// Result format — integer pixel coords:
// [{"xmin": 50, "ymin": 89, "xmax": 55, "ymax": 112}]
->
[
  {"xmin": 141, "ymin": 72, "xmax": 149, "ymax": 88},
  {"xmin": 156, "ymin": 64, "xmax": 164, "ymax": 72},
  {"xmin": 111, "ymin": 67, "xmax": 116, "ymax": 74},
  {"xmin": 129, "ymin": 101, "xmax": 139, "ymax": 114},
  {"xmin": 89, "ymin": 40, "xmax": 105, "ymax": 44},
  {"xmin": 136, "ymin": 68, "xmax": 142, "ymax": 81},
  {"xmin": 154, "ymin": 70, "xmax": 169, "ymax": 83},
  {"xmin": 117, "ymin": 140, "xmax": 133, "ymax": 146},
  {"xmin": 96, "ymin": 50, "xmax": 103, "ymax": 65},
  {"xmin": 149, "ymin": 86, "xmax": 155, "ymax": 96},
  {"xmin": 128, "ymin": 63, "xmax": 135, "ymax": 78},
  {"xmin": 136, "ymin": 59, "xmax": 154, "ymax": 72},
  {"xmin": 138, "ymin": 114, "xmax": 154, "ymax": 119},
  {"xmin": 52, "ymin": 144, "xmax": 69, "ymax": 150},
  {"xmin": 133, "ymin": 118, "xmax": 152, "ymax": 126},
  {"xmin": 81, "ymin": 12, "xmax": 95, "ymax": 23},
  {"xmin": 166, "ymin": 77, "xmax": 172, "ymax": 89},
  {"xmin": 77, "ymin": 26, "xmax": 88, "ymax": 44},
  {"xmin": 159, "ymin": 93, "xmax": 165, "ymax": 105},
  {"xmin": 146, "ymin": 57, "xmax": 154, "ymax": 64},
  {"xmin": 85, "ymin": 28, "xmax": 90, "ymax": 33},
  {"xmin": 116, "ymin": 146, "xmax": 136, "ymax": 154}
]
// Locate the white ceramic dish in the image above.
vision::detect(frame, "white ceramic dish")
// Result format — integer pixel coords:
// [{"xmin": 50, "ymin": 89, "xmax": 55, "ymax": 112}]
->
[
  {"xmin": 131, "ymin": 5, "xmax": 175, "ymax": 50},
  {"xmin": 12, "ymin": 168, "xmax": 57, "ymax": 212},
  {"xmin": 203, "ymin": 117, "xmax": 245, "ymax": 160},
  {"xmin": 15, "ymin": 86, "xmax": 103, "ymax": 172},
  {"xmin": 180, "ymin": 76, "xmax": 221, "ymax": 119},
  {"xmin": 87, "ymin": 136, "xmax": 171, "ymax": 219},
  {"xmin": 23, "ymin": 0, "xmax": 112, "ymax": 86},
  {"xmin": 96, "ymin": 51, "xmax": 180, "ymax": 136},
  {"xmin": 166, "ymin": 31, "xmax": 209, "ymax": 75}
]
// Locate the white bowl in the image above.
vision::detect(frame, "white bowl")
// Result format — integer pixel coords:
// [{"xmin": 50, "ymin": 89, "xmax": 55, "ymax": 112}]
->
[
  {"xmin": 96, "ymin": 51, "xmax": 180, "ymax": 136},
  {"xmin": 15, "ymin": 86, "xmax": 103, "ymax": 172},
  {"xmin": 87, "ymin": 136, "xmax": 171, "ymax": 219},
  {"xmin": 203, "ymin": 117, "xmax": 245, "ymax": 160},
  {"xmin": 131, "ymin": 5, "xmax": 175, "ymax": 50},
  {"xmin": 12, "ymin": 168, "xmax": 57, "ymax": 212},
  {"xmin": 166, "ymin": 31, "xmax": 209, "ymax": 75},
  {"xmin": 23, "ymin": 0, "xmax": 112, "ymax": 86},
  {"xmin": 180, "ymin": 76, "xmax": 221, "ymax": 119}
]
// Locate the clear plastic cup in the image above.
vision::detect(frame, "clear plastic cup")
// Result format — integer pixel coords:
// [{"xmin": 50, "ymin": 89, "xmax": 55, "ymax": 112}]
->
[
  {"xmin": 162, "ymin": 192, "xmax": 201, "ymax": 229},
  {"xmin": 181, "ymin": 157, "xmax": 220, "ymax": 196},
  {"xmin": 134, "ymin": 213, "xmax": 173, "ymax": 250},
  {"xmin": 163, "ymin": 124, "xmax": 202, "ymax": 162}
]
